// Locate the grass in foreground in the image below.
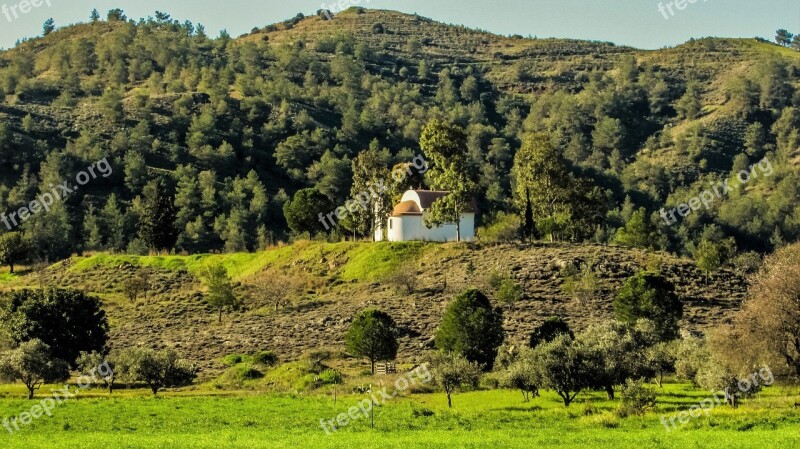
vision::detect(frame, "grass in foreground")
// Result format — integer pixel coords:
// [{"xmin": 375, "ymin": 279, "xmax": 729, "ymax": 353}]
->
[{"xmin": 0, "ymin": 383, "xmax": 798, "ymax": 448}]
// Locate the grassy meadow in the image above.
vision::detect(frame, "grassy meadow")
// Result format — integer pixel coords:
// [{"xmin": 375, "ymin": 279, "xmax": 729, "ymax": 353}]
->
[{"xmin": 0, "ymin": 380, "xmax": 798, "ymax": 448}]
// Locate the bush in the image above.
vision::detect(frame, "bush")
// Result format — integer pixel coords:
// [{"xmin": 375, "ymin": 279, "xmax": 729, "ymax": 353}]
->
[
  {"xmin": 617, "ymin": 378, "xmax": 657, "ymax": 417},
  {"xmin": 253, "ymin": 351, "xmax": 278, "ymax": 366},
  {"xmin": 318, "ymin": 368, "xmax": 342, "ymax": 385},
  {"xmin": 477, "ymin": 212, "xmax": 522, "ymax": 243},
  {"xmin": 730, "ymin": 251, "xmax": 763, "ymax": 276},
  {"xmin": 221, "ymin": 354, "xmax": 245, "ymax": 367}
]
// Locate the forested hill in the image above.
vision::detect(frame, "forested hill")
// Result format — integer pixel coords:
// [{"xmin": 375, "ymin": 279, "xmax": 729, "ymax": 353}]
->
[{"xmin": 0, "ymin": 7, "xmax": 798, "ymax": 264}]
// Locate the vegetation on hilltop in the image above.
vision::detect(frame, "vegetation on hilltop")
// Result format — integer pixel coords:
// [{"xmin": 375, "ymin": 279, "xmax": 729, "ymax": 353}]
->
[{"xmin": 0, "ymin": 8, "xmax": 796, "ymax": 272}]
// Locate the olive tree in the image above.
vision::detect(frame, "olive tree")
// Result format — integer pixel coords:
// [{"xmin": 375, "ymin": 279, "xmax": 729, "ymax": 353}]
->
[
  {"xmin": 0, "ymin": 232, "xmax": 27, "ymax": 273},
  {"xmin": 119, "ymin": 348, "xmax": 196, "ymax": 395},
  {"xmin": 531, "ymin": 334, "xmax": 593, "ymax": 407},
  {"xmin": 0, "ymin": 340, "xmax": 69, "ymax": 399},
  {"xmin": 428, "ymin": 351, "xmax": 482, "ymax": 408}
]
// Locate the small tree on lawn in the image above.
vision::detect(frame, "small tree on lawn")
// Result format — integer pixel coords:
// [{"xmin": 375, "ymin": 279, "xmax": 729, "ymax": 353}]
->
[
  {"xmin": 124, "ymin": 348, "xmax": 196, "ymax": 395},
  {"xmin": 429, "ymin": 351, "xmax": 482, "ymax": 408},
  {"xmin": 532, "ymin": 334, "xmax": 592, "ymax": 407},
  {"xmin": 435, "ymin": 289, "xmax": 504, "ymax": 370},
  {"xmin": 76, "ymin": 350, "xmax": 117, "ymax": 393},
  {"xmin": 0, "ymin": 340, "xmax": 69, "ymax": 399},
  {"xmin": 345, "ymin": 309, "xmax": 399, "ymax": 374},
  {"xmin": 500, "ymin": 346, "xmax": 539, "ymax": 402},
  {"xmin": 201, "ymin": 264, "xmax": 240, "ymax": 323}
]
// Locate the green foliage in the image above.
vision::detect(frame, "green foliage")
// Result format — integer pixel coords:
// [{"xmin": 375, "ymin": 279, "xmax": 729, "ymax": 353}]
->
[
  {"xmin": 531, "ymin": 334, "xmax": 593, "ymax": 406},
  {"xmin": 529, "ymin": 317, "xmax": 574, "ymax": 348},
  {"xmin": 495, "ymin": 276, "xmax": 522, "ymax": 312},
  {"xmin": 428, "ymin": 351, "xmax": 482, "ymax": 408},
  {"xmin": 512, "ymin": 133, "xmax": 605, "ymax": 242},
  {"xmin": 676, "ymin": 81, "xmax": 703, "ymax": 120},
  {"xmin": 614, "ymin": 209, "xmax": 662, "ymax": 250},
  {"xmin": 0, "ymin": 232, "xmax": 27, "ymax": 273},
  {"xmin": 500, "ymin": 347, "xmax": 539, "ymax": 402},
  {"xmin": 252, "ymin": 351, "xmax": 279, "ymax": 367},
  {"xmin": 0, "ymin": 8, "xmax": 795, "ymax": 261},
  {"xmin": 200, "ymin": 264, "xmax": 240, "ymax": 323},
  {"xmin": 138, "ymin": 178, "xmax": 178, "ymax": 252},
  {"xmin": 345, "ymin": 309, "xmax": 398, "ymax": 373},
  {"xmin": 42, "ymin": 18, "xmax": 55, "ymax": 36},
  {"xmin": 76, "ymin": 350, "xmax": 116, "ymax": 393},
  {"xmin": 420, "ymin": 120, "xmax": 478, "ymax": 241},
  {"xmin": 283, "ymin": 189, "xmax": 333, "ymax": 235},
  {"xmin": 617, "ymin": 378, "xmax": 657, "ymax": 416},
  {"xmin": 477, "ymin": 212, "xmax": 521, "ymax": 243},
  {"xmin": 117, "ymin": 347, "xmax": 196, "ymax": 395},
  {"xmin": 0, "ymin": 339, "xmax": 69, "ymax": 399},
  {"xmin": 435, "ymin": 289, "xmax": 504, "ymax": 370},
  {"xmin": 613, "ymin": 272, "xmax": 682, "ymax": 341},
  {"xmin": 349, "ymin": 146, "xmax": 391, "ymax": 237},
  {"xmin": 1, "ymin": 288, "xmax": 109, "ymax": 366}
]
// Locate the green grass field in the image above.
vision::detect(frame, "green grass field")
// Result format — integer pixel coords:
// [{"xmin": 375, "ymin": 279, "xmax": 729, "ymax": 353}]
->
[{"xmin": 0, "ymin": 382, "xmax": 798, "ymax": 448}]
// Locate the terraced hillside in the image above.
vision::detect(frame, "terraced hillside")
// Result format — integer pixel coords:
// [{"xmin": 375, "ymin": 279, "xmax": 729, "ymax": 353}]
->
[{"xmin": 0, "ymin": 242, "xmax": 748, "ymax": 378}]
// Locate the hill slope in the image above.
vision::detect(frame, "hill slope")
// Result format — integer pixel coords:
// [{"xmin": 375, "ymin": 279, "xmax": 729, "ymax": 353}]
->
[{"xmin": 1, "ymin": 242, "xmax": 747, "ymax": 377}]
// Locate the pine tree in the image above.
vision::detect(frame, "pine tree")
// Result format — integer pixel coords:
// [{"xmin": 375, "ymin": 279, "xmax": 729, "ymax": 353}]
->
[
  {"xmin": 83, "ymin": 204, "xmax": 104, "ymax": 251},
  {"xmin": 138, "ymin": 178, "xmax": 178, "ymax": 253},
  {"xmin": 42, "ymin": 19, "xmax": 55, "ymax": 36},
  {"xmin": 101, "ymin": 194, "xmax": 126, "ymax": 252}
]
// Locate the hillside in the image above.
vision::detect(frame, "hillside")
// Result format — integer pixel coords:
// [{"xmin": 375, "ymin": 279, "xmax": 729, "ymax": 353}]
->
[
  {"xmin": 0, "ymin": 7, "xmax": 797, "ymax": 267},
  {"xmin": 0, "ymin": 241, "xmax": 747, "ymax": 377}
]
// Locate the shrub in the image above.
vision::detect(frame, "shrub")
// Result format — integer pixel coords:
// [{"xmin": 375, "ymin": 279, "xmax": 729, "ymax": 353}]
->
[
  {"xmin": 730, "ymin": 251, "xmax": 763, "ymax": 276},
  {"xmin": 617, "ymin": 378, "xmax": 657, "ymax": 416},
  {"xmin": 221, "ymin": 354, "xmax": 245, "ymax": 367},
  {"xmin": 318, "ymin": 369, "xmax": 342, "ymax": 385},
  {"xmin": 477, "ymin": 212, "xmax": 521, "ymax": 243},
  {"xmin": 253, "ymin": 351, "xmax": 278, "ymax": 366}
]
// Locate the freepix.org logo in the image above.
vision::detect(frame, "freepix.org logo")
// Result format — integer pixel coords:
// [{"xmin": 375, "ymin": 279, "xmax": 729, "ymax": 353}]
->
[{"xmin": 2, "ymin": 0, "xmax": 52, "ymax": 23}]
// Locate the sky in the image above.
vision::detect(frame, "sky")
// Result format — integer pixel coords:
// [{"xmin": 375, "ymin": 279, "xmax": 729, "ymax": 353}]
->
[{"xmin": 0, "ymin": 0, "xmax": 798, "ymax": 50}]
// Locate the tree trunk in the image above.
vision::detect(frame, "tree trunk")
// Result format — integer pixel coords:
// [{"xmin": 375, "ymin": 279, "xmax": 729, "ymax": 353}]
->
[
  {"xmin": 27, "ymin": 386, "xmax": 34, "ymax": 400},
  {"xmin": 218, "ymin": 307, "xmax": 222, "ymax": 324},
  {"xmin": 447, "ymin": 392, "xmax": 452, "ymax": 408},
  {"xmin": 524, "ymin": 188, "xmax": 534, "ymax": 241},
  {"xmin": 456, "ymin": 218, "xmax": 461, "ymax": 242},
  {"xmin": 605, "ymin": 384, "xmax": 615, "ymax": 400},
  {"xmin": 9, "ymin": 262, "xmax": 14, "ymax": 274},
  {"xmin": 371, "ymin": 359, "xmax": 375, "ymax": 375}
]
